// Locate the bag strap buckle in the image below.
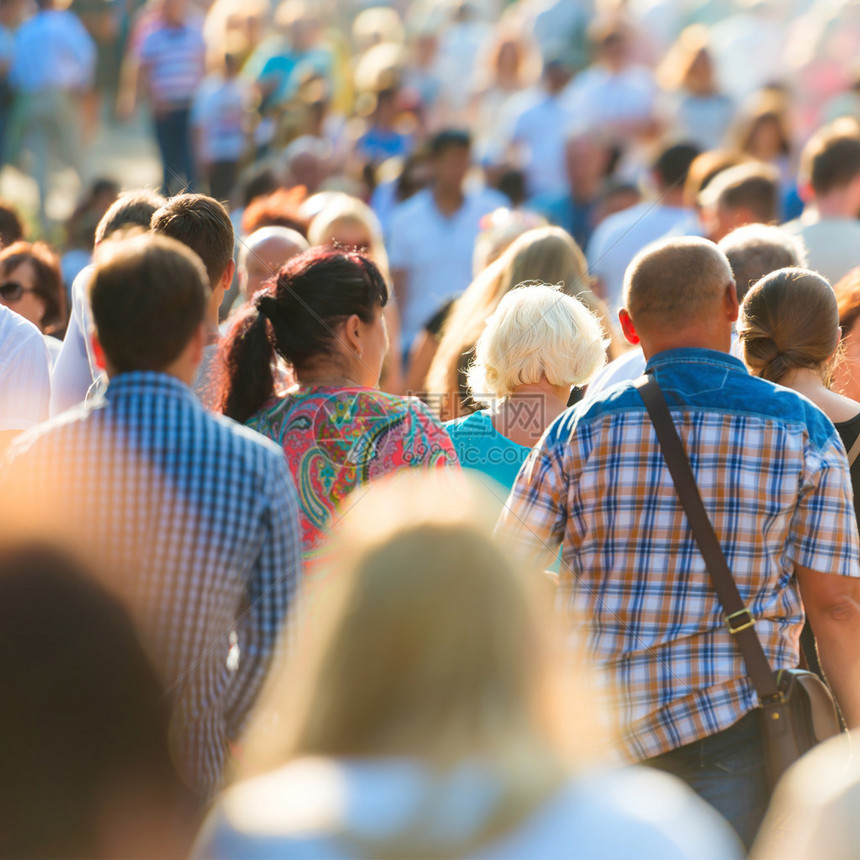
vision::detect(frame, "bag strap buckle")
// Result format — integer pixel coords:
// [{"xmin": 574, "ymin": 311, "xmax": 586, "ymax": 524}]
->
[{"xmin": 726, "ymin": 607, "xmax": 756, "ymax": 634}]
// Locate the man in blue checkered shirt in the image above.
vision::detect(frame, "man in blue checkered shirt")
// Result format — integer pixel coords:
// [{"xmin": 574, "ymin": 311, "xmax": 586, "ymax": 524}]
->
[
  {"xmin": 498, "ymin": 236, "xmax": 860, "ymax": 847},
  {"xmin": 0, "ymin": 233, "xmax": 302, "ymax": 799}
]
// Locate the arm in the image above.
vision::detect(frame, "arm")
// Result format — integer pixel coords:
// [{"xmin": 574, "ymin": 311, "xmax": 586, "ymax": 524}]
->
[
  {"xmin": 495, "ymin": 434, "xmax": 569, "ymax": 574},
  {"xmin": 0, "ymin": 334, "xmax": 51, "ymax": 433},
  {"xmin": 796, "ymin": 565, "xmax": 860, "ymax": 727},
  {"xmin": 50, "ymin": 278, "xmax": 97, "ymax": 415},
  {"xmin": 223, "ymin": 457, "xmax": 302, "ymax": 740},
  {"xmin": 390, "ymin": 266, "xmax": 408, "ymax": 316}
]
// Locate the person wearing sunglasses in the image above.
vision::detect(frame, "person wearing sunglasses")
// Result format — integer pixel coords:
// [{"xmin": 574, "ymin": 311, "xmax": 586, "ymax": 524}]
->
[{"xmin": 0, "ymin": 241, "xmax": 65, "ymax": 365}]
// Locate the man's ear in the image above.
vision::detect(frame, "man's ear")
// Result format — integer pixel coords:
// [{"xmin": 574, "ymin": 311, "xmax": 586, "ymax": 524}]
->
[
  {"xmin": 725, "ymin": 280, "xmax": 740, "ymax": 323},
  {"xmin": 618, "ymin": 308, "xmax": 640, "ymax": 345},
  {"xmin": 221, "ymin": 259, "xmax": 236, "ymax": 291},
  {"xmin": 91, "ymin": 332, "xmax": 106, "ymax": 371}
]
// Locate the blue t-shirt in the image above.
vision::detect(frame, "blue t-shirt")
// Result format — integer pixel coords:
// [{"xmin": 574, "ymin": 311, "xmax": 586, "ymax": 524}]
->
[{"xmin": 444, "ymin": 409, "xmax": 530, "ymax": 496}]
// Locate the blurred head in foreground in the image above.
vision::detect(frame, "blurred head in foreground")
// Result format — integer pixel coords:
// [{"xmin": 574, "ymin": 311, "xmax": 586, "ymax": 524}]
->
[
  {"xmin": 0, "ymin": 545, "xmax": 193, "ymax": 859},
  {"xmin": 215, "ymin": 472, "xmax": 594, "ymax": 854}
]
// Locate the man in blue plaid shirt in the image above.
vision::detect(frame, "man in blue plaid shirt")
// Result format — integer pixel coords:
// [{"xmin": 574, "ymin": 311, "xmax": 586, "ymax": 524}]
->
[
  {"xmin": 0, "ymin": 234, "xmax": 302, "ymax": 799},
  {"xmin": 498, "ymin": 236, "xmax": 860, "ymax": 847}
]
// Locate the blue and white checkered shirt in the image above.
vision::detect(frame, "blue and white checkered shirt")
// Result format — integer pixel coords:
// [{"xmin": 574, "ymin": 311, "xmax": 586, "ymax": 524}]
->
[
  {"xmin": 0, "ymin": 371, "xmax": 302, "ymax": 797},
  {"xmin": 499, "ymin": 348, "xmax": 860, "ymax": 762}
]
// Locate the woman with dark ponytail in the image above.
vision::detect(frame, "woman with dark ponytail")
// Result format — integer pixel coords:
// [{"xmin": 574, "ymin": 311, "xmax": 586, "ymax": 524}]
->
[{"xmin": 217, "ymin": 247, "xmax": 458, "ymax": 569}]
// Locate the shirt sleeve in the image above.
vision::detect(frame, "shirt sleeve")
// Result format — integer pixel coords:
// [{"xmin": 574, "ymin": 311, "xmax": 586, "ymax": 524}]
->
[
  {"xmin": 495, "ymin": 432, "xmax": 569, "ymax": 572},
  {"xmin": 787, "ymin": 431, "xmax": 860, "ymax": 578},
  {"xmin": 50, "ymin": 280, "xmax": 97, "ymax": 416},
  {"xmin": 222, "ymin": 453, "xmax": 302, "ymax": 740},
  {"xmin": 0, "ymin": 332, "xmax": 51, "ymax": 432}
]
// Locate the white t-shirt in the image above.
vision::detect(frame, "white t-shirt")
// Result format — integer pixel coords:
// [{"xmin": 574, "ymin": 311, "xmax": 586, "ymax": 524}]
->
[
  {"xmin": 587, "ymin": 201, "xmax": 697, "ymax": 314},
  {"xmin": 781, "ymin": 213, "xmax": 860, "ymax": 286},
  {"xmin": 0, "ymin": 303, "xmax": 51, "ymax": 432},
  {"xmin": 564, "ymin": 65, "xmax": 657, "ymax": 129},
  {"xmin": 492, "ymin": 89, "xmax": 575, "ymax": 199},
  {"xmin": 387, "ymin": 187, "xmax": 508, "ymax": 347},
  {"xmin": 191, "ymin": 75, "xmax": 249, "ymax": 163},
  {"xmin": 50, "ymin": 265, "xmax": 97, "ymax": 417}
]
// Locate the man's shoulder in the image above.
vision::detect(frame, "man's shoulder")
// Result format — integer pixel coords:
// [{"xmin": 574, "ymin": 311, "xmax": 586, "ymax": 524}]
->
[
  {"xmin": 465, "ymin": 186, "xmax": 509, "ymax": 215},
  {"xmin": 203, "ymin": 409, "xmax": 292, "ymax": 475},
  {"xmin": 0, "ymin": 304, "xmax": 48, "ymax": 359},
  {"xmin": 389, "ymin": 190, "xmax": 433, "ymax": 230},
  {"xmin": 571, "ymin": 361, "xmax": 839, "ymax": 450},
  {"xmin": 589, "ymin": 202, "xmax": 649, "ymax": 245}
]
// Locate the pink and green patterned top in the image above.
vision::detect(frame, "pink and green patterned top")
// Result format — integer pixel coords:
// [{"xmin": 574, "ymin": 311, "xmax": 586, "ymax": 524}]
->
[{"xmin": 246, "ymin": 386, "xmax": 458, "ymax": 569}]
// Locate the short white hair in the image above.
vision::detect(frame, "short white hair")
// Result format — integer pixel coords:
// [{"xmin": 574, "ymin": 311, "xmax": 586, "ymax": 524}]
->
[{"xmin": 467, "ymin": 283, "xmax": 607, "ymax": 402}]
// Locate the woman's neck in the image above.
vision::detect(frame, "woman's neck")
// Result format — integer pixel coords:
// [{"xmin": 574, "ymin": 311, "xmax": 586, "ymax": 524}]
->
[
  {"xmin": 778, "ymin": 366, "xmax": 826, "ymax": 398},
  {"xmin": 491, "ymin": 382, "xmax": 570, "ymax": 448},
  {"xmin": 296, "ymin": 368, "xmax": 368, "ymax": 389},
  {"xmin": 778, "ymin": 366, "xmax": 860, "ymax": 423}
]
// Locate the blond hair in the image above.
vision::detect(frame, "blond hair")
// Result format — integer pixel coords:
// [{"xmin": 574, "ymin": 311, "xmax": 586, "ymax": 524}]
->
[
  {"xmin": 307, "ymin": 193, "xmax": 390, "ymax": 278},
  {"xmin": 468, "ymin": 284, "xmax": 607, "ymax": 402},
  {"xmin": 238, "ymin": 470, "xmax": 597, "ymax": 781},
  {"xmin": 427, "ymin": 227, "xmax": 615, "ymax": 418},
  {"xmin": 738, "ymin": 268, "xmax": 839, "ymax": 384}
]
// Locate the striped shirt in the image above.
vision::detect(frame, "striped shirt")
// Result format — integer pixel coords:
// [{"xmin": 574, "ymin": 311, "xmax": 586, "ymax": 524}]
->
[
  {"xmin": 139, "ymin": 19, "xmax": 206, "ymax": 108},
  {"xmin": 498, "ymin": 348, "xmax": 860, "ymax": 762},
  {"xmin": 0, "ymin": 372, "xmax": 302, "ymax": 797}
]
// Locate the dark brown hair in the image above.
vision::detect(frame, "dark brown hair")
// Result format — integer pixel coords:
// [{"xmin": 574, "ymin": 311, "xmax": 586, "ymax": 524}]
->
[
  {"xmin": 801, "ymin": 122, "xmax": 860, "ymax": 196},
  {"xmin": 217, "ymin": 247, "xmax": 388, "ymax": 422},
  {"xmin": 150, "ymin": 193, "xmax": 234, "ymax": 286},
  {"xmin": 738, "ymin": 268, "xmax": 838, "ymax": 383},
  {"xmin": 89, "ymin": 234, "xmax": 209, "ymax": 373},
  {"xmin": 0, "ymin": 544, "xmax": 187, "ymax": 858},
  {"xmin": 0, "ymin": 199, "xmax": 24, "ymax": 248},
  {"xmin": 94, "ymin": 190, "xmax": 166, "ymax": 245},
  {"xmin": 0, "ymin": 241, "xmax": 65, "ymax": 333}
]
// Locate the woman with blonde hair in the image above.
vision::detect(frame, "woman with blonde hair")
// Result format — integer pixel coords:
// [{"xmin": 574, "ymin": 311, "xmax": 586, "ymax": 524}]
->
[
  {"xmin": 194, "ymin": 472, "xmax": 740, "ymax": 859},
  {"xmin": 308, "ymin": 193, "xmax": 404, "ymax": 392},
  {"xmin": 656, "ymin": 25, "xmax": 734, "ymax": 151},
  {"xmin": 446, "ymin": 283, "xmax": 606, "ymax": 495},
  {"xmin": 426, "ymin": 226, "xmax": 619, "ymax": 421}
]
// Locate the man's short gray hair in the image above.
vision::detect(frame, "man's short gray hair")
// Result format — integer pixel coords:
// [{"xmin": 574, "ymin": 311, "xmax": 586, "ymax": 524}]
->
[
  {"xmin": 623, "ymin": 236, "xmax": 733, "ymax": 330},
  {"xmin": 718, "ymin": 224, "xmax": 805, "ymax": 302}
]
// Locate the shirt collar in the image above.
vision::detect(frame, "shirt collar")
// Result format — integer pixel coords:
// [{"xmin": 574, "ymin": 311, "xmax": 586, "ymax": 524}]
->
[
  {"xmin": 104, "ymin": 370, "xmax": 198, "ymax": 405},
  {"xmin": 645, "ymin": 347, "xmax": 747, "ymax": 374}
]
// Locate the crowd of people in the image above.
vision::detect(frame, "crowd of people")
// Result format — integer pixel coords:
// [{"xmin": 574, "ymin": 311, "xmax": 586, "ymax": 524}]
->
[{"xmin": 6, "ymin": 0, "xmax": 860, "ymax": 856}]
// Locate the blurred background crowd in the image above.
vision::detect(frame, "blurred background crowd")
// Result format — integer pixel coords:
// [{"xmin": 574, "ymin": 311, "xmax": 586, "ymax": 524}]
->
[
  {"xmin": 9, "ymin": 0, "xmax": 860, "ymax": 391},
  {"xmin": 7, "ymin": 0, "xmax": 860, "ymax": 858}
]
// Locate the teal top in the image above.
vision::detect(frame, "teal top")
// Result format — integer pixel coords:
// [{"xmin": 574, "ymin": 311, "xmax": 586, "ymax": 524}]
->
[{"xmin": 444, "ymin": 410, "xmax": 531, "ymax": 498}]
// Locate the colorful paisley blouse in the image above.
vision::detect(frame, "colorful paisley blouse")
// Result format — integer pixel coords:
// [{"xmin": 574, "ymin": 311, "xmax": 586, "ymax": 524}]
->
[{"xmin": 246, "ymin": 386, "xmax": 459, "ymax": 567}]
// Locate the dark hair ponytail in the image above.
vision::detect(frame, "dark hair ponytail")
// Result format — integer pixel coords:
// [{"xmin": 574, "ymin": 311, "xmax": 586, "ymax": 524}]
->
[
  {"xmin": 217, "ymin": 302, "xmax": 276, "ymax": 422},
  {"xmin": 217, "ymin": 247, "xmax": 388, "ymax": 423}
]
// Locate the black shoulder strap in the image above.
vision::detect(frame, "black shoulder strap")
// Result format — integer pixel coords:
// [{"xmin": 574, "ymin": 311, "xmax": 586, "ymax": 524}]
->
[{"xmin": 634, "ymin": 374, "xmax": 780, "ymax": 702}]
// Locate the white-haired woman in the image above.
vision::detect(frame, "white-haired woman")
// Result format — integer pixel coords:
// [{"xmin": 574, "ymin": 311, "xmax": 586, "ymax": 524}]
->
[{"xmin": 445, "ymin": 283, "xmax": 607, "ymax": 493}]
